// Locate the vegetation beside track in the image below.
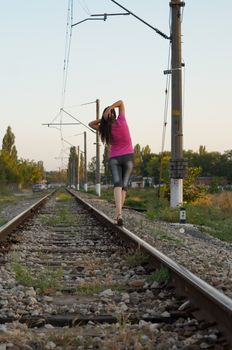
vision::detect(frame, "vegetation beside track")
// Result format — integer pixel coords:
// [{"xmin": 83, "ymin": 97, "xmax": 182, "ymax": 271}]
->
[
  {"xmin": 0, "ymin": 190, "xmax": 51, "ymax": 227},
  {"xmin": 0, "ymin": 191, "xmax": 48, "ymax": 204},
  {"xmin": 97, "ymin": 188, "xmax": 232, "ymax": 243}
]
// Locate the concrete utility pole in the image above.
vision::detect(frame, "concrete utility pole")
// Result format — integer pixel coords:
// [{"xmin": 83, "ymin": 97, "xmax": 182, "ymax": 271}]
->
[
  {"xmin": 169, "ymin": 0, "xmax": 187, "ymax": 207},
  {"xmin": 84, "ymin": 131, "xmax": 88, "ymax": 192},
  {"xmin": 73, "ymin": 149, "xmax": 77, "ymax": 189},
  {"xmin": 76, "ymin": 146, "xmax": 80, "ymax": 191},
  {"xmin": 95, "ymin": 99, "xmax": 101, "ymax": 196}
]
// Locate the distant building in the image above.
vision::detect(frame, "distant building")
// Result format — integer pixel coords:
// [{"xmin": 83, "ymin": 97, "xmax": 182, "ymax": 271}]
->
[
  {"xmin": 196, "ymin": 176, "xmax": 228, "ymax": 186},
  {"xmin": 129, "ymin": 176, "xmax": 153, "ymax": 188}
]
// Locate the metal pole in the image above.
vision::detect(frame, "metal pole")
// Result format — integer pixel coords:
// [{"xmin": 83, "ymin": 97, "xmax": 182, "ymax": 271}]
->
[
  {"xmin": 74, "ymin": 148, "xmax": 77, "ymax": 190},
  {"xmin": 84, "ymin": 131, "xmax": 88, "ymax": 192},
  {"xmin": 169, "ymin": 0, "xmax": 186, "ymax": 207},
  {"xmin": 68, "ymin": 161, "xmax": 71, "ymax": 187},
  {"xmin": 95, "ymin": 99, "xmax": 101, "ymax": 196},
  {"xmin": 72, "ymin": 152, "xmax": 76, "ymax": 189},
  {"xmin": 77, "ymin": 146, "xmax": 80, "ymax": 191}
]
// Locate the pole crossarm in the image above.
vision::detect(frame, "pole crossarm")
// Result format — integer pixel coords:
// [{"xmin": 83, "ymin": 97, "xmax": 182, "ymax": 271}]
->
[
  {"xmin": 110, "ymin": 0, "xmax": 170, "ymax": 40},
  {"xmin": 91, "ymin": 12, "xmax": 129, "ymax": 20},
  {"xmin": 42, "ymin": 123, "xmax": 81, "ymax": 126},
  {"xmin": 72, "ymin": 12, "xmax": 129, "ymax": 28},
  {"xmin": 81, "ymin": 101, "xmax": 97, "ymax": 106}
]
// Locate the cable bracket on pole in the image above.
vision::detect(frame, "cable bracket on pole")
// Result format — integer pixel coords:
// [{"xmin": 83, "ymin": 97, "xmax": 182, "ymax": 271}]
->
[
  {"xmin": 164, "ymin": 63, "xmax": 185, "ymax": 75},
  {"xmin": 91, "ymin": 12, "xmax": 130, "ymax": 20},
  {"xmin": 72, "ymin": 17, "xmax": 105, "ymax": 28}
]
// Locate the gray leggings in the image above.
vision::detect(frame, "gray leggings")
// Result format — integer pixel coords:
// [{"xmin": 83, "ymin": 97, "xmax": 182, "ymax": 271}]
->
[{"xmin": 109, "ymin": 153, "xmax": 133, "ymax": 190}]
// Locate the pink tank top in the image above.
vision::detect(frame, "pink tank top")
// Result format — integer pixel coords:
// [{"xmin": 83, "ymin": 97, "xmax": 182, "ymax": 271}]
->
[{"xmin": 110, "ymin": 113, "xmax": 133, "ymax": 158}]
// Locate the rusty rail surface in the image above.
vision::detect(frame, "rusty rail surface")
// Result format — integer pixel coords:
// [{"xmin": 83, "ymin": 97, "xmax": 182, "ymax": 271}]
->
[
  {"xmin": 67, "ymin": 188, "xmax": 232, "ymax": 346},
  {"xmin": 0, "ymin": 191, "xmax": 54, "ymax": 241}
]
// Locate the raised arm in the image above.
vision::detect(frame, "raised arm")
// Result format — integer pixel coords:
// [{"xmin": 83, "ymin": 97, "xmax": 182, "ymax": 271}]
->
[
  {"xmin": 88, "ymin": 119, "xmax": 100, "ymax": 130},
  {"xmin": 103, "ymin": 100, "xmax": 125, "ymax": 120}
]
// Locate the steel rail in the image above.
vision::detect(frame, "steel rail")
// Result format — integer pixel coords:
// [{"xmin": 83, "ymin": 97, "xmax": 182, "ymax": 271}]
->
[
  {"xmin": 0, "ymin": 191, "xmax": 55, "ymax": 241},
  {"xmin": 67, "ymin": 189, "xmax": 232, "ymax": 346}
]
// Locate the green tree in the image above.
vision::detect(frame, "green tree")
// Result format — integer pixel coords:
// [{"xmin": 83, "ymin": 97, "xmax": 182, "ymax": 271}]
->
[
  {"xmin": 163, "ymin": 166, "xmax": 206, "ymax": 203},
  {"xmin": 220, "ymin": 150, "xmax": 232, "ymax": 182},
  {"xmin": 79, "ymin": 152, "xmax": 84, "ymax": 185},
  {"xmin": 46, "ymin": 170, "xmax": 67, "ymax": 184},
  {"xmin": 199, "ymin": 145, "xmax": 207, "ymax": 156},
  {"xmin": 141, "ymin": 145, "xmax": 152, "ymax": 177},
  {"xmin": 147, "ymin": 152, "xmax": 170, "ymax": 184},
  {"xmin": 2, "ymin": 126, "xmax": 17, "ymax": 160},
  {"xmin": 18, "ymin": 159, "xmax": 44, "ymax": 188},
  {"xmin": 133, "ymin": 144, "xmax": 142, "ymax": 175},
  {"xmin": 88, "ymin": 156, "xmax": 96, "ymax": 183},
  {"xmin": 1, "ymin": 126, "xmax": 19, "ymax": 185},
  {"xmin": 183, "ymin": 167, "xmax": 206, "ymax": 202},
  {"xmin": 0, "ymin": 156, "xmax": 7, "ymax": 185},
  {"xmin": 67, "ymin": 147, "xmax": 78, "ymax": 187}
]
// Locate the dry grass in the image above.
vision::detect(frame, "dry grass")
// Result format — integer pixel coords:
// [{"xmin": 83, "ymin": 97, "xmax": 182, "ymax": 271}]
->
[
  {"xmin": 46, "ymin": 324, "xmax": 156, "ymax": 349},
  {"xmin": 209, "ymin": 191, "xmax": 232, "ymax": 209},
  {"xmin": 0, "ymin": 323, "xmax": 42, "ymax": 349},
  {"xmin": 193, "ymin": 191, "xmax": 232, "ymax": 209}
]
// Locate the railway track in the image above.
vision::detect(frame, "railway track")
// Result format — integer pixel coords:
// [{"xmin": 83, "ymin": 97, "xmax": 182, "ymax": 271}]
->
[{"xmin": 0, "ymin": 188, "xmax": 231, "ymax": 349}]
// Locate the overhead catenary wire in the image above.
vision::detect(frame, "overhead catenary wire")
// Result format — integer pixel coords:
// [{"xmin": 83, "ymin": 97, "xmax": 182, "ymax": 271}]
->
[
  {"xmin": 158, "ymin": 42, "xmax": 171, "ymax": 197},
  {"xmin": 78, "ymin": 0, "xmax": 91, "ymax": 16},
  {"xmin": 110, "ymin": 0, "xmax": 170, "ymax": 39},
  {"xmin": 61, "ymin": 0, "xmax": 73, "ymax": 109},
  {"xmin": 59, "ymin": 0, "xmax": 74, "ymax": 170},
  {"xmin": 48, "ymin": 1, "xmax": 174, "ymax": 173},
  {"xmin": 61, "ymin": 108, "xmax": 96, "ymax": 134},
  {"xmin": 158, "ymin": 5, "xmax": 172, "ymax": 197},
  {"xmin": 161, "ymin": 43, "xmax": 171, "ymax": 156},
  {"xmin": 47, "ymin": 1, "xmax": 100, "ymax": 171}
]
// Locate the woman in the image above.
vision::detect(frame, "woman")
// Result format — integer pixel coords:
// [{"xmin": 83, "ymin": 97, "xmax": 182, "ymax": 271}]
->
[{"xmin": 89, "ymin": 100, "xmax": 133, "ymax": 226}]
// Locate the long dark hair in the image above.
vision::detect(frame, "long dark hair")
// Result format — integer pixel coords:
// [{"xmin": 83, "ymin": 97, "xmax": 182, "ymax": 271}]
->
[{"xmin": 98, "ymin": 107, "xmax": 116, "ymax": 145}]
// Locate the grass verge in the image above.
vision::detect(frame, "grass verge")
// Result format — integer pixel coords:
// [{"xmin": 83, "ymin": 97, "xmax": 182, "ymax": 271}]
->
[{"xmin": 100, "ymin": 188, "xmax": 232, "ymax": 242}]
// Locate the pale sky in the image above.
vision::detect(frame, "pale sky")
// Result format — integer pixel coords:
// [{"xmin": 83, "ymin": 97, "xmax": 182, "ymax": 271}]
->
[{"xmin": 0, "ymin": 1, "xmax": 231, "ymax": 171}]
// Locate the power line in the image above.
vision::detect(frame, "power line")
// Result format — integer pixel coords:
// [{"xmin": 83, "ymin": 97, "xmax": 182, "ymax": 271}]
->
[
  {"xmin": 61, "ymin": 0, "xmax": 73, "ymax": 109},
  {"xmin": 78, "ymin": 0, "xmax": 91, "ymax": 15},
  {"xmin": 61, "ymin": 108, "xmax": 96, "ymax": 134},
  {"xmin": 58, "ymin": 0, "xmax": 74, "ymax": 171},
  {"xmin": 161, "ymin": 43, "xmax": 172, "ymax": 155},
  {"xmin": 158, "ymin": 42, "xmax": 172, "ymax": 198}
]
